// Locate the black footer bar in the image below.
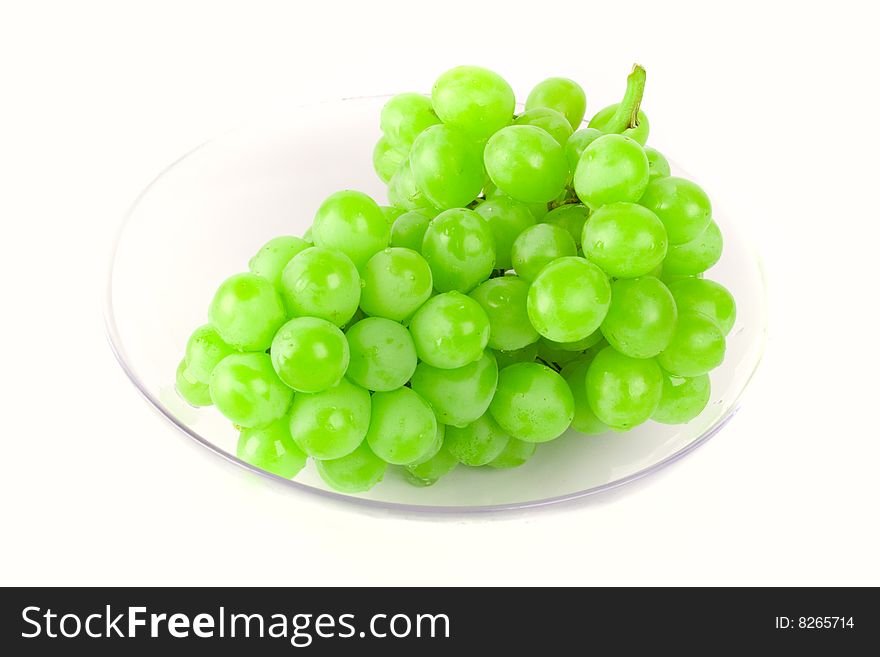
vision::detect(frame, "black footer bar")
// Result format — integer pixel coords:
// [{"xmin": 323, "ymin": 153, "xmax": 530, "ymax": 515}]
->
[{"xmin": 1, "ymin": 587, "xmax": 876, "ymax": 653}]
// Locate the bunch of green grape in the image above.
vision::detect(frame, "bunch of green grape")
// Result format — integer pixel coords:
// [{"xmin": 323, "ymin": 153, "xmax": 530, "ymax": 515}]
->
[{"xmin": 176, "ymin": 64, "xmax": 735, "ymax": 494}]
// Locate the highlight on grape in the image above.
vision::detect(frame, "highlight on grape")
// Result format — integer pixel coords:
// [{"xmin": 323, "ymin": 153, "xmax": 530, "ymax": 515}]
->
[{"xmin": 175, "ymin": 64, "xmax": 736, "ymax": 493}]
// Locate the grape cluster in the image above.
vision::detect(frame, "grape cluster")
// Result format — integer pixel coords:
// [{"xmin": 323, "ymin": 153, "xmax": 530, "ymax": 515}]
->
[{"xmin": 176, "ymin": 64, "xmax": 736, "ymax": 493}]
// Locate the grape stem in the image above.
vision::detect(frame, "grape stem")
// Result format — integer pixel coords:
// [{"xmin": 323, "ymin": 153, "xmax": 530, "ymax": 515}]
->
[
  {"xmin": 536, "ymin": 356, "xmax": 562, "ymax": 372},
  {"xmin": 602, "ymin": 64, "xmax": 646, "ymax": 134},
  {"xmin": 547, "ymin": 187, "xmax": 580, "ymax": 210}
]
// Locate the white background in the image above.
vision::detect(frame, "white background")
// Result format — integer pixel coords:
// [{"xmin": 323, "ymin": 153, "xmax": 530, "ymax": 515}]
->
[{"xmin": 2, "ymin": 0, "xmax": 878, "ymax": 586}]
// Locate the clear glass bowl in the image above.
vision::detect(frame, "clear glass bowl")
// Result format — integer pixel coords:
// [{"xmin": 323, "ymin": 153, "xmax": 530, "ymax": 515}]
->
[{"xmin": 105, "ymin": 96, "xmax": 766, "ymax": 512}]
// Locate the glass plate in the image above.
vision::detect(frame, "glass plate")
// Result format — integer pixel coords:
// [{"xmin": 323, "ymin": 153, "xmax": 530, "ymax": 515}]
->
[{"xmin": 105, "ymin": 96, "xmax": 767, "ymax": 512}]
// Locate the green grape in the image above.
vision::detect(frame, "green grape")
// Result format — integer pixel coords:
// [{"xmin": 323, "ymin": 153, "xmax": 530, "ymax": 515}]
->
[
  {"xmin": 583, "ymin": 338, "xmax": 610, "ymax": 359},
  {"xmin": 410, "ymin": 350, "xmax": 498, "ymax": 427},
  {"xmin": 653, "ymin": 373, "xmax": 711, "ymax": 424},
  {"xmin": 380, "ymin": 205, "xmax": 405, "ymax": 225},
  {"xmin": 445, "ymin": 412, "xmax": 510, "ymax": 466},
  {"xmin": 408, "ymin": 422, "xmax": 445, "ymax": 467},
  {"xmin": 638, "ymin": 176, "xmax": 712, "ymax": 244},
  {"xmin": 574, "ymin": 134, "xmax": 650, "ymax": 209},
  {"xmin": 373, "ymin": 136, "xmax": 407, "ymax": 184},
  {"xmin": 359, "ymin": 247, "xmax": 433, "ymax": 322},
  {"xmin": 184, "ymin": 324, "xmax": 235, "ymax": 384},
  {"xmin": 494, "ymin": 342, "xmax": 539, "ymax": 369},
  {"xmin": 472, "ymin": 197, "xmax": 536, "ymax": 269},
  {"xmin": 582, "ymin": 202, "xmax": 668, "ymax": 278},
  {"xmin": 484, "ymin": 126, "xmax": 569, "ymax": 203},
  {"xmin": 489, "ymin": 362, "xmax": 574, "ymax": 442},
  {"xmin": 288, "ymin": 377, "xmax": 371, "ymax": 460},
  {"xmin": 380, "ymin": 93, "xmax": 440, "ymax": 149},
  {"xmin": 237, "ymin": 414, "xmax": 307, "ymax": 478},
  {"xmin": 345, "ymin": 317, "xmax": 417, "ymax": 391},
  {"xmin": 542, "ymin": 329, "xmax": 604, "ymax": 352},
  {"xmin": 510, "ymin": 223, "xmax": 576, "ymax": 281},
  {"xmin": 527, "ymin": 256, "xmax": 611, "ymax": 343},
  {"xmin": 302, "ymin": 227, "xmax": 313, "ymax": 244},
  {"xmin": 389, "ymin": 210, "xmax": 432, "ymax": 252},
  {"xmin": 560, "ymin": 357, "xmax": 609, "ymax": 435},
  {"xmin": 525, "ymin": 77, "xmax": 587, "ymax": 129},
  {"xmin": 431, "ymin": 65, "xmax": 515, "ymax": 140},
  {"xmin": 409, "ymin": 291, "xmax": 490, "ymax": 368},
  {"xmin": 565, "ymin": 128, "xmax": 604, "ymax": 172},
  {"xmin": 280, "ymin": 247, "xmax": 361, "ymax": 327},
  {"xmin": 662, "ymin": 220, "xmax": 723, "ymax": 276},
  {"xmin": 387, "ymin": 157, "xmax": 435, "ymax": 211},
  {"xmin": 469, "ymin": 277, "xmax": 538, "ymax": 351},
  {"xmin": 536, "ymin": 339, "xmax": 582, "ymax": 368},
  {"xmin": 405, "ymin": 442, "xmax": 458, "ymax": 487},
  {"xmin": 365, "ymin": 387, "xmax": 437, "ymax": 465},
  {"xmin": 589, "ymin": 104, "xmax": 650, "ymax": 145},
  {"xmin": 644, "ymin": 146, "xmax": 670, "ymax": 181},
  {"xmin": 585, "ymin": 346, "xmax": 663, "ymax": 429},
  {"xmin": 248, "ymin": 236, "xmax": 311, "ymax": 289},
  {"xmin": 657, "ymin": 311, "xmax": 726, "ymax": 377},
  {"xmin": 208, "ymin": 273, "xmax": 286, "ymax": 352},
  {"xmin": 409, "ymin": 124, "xmax": 484, "ymax": 210},
  {"xmin": 342, "ymin": 307, "xmax": 367, "ymax": 332},
  {"xmin": 484, "ymin": 184, "xmax": 549, "ymax": 220},
  {"xmin": 514, "ymin": 107, "xmax": 574, "ymax": 145},
  {"xmin": 542, "ymin": 203, "xmax": 589, "ymax": 246},
  {"xmin": 176, "ymin": 359, "xmax": 212, "ymax": 407},
  {"xmin": 270, "ymin": 317, "xmax": 349, "ymax": 393},
  {"xmin": 316, "ymin": 440, "xmax": 386, "ymax": 493},
  {"xmin": 667, "ymin": 278, "xmax": 736, "ymax": 335},
  {"xmin": 601, "ymin": 277, "xmax": 677, "ymax": 358},
  {"xmin": 421, "ymin": 208, "xmax": 495, "ymax": 293},
  {"xmin": 312, "ymin": 190, "xmax": 390, "ymax": 269},
  {"xmin": 527, "ymin": 201, "xmax": 549, "ymax": 220},
  {"xmin": 486, "ymin": 437, "xmax": 537, "ymax": 469},
  {"xmin": 209, "ymin": 353, "xmax": 293, "ymax": 428},
  {"xmin": 661, "ymin": 271, "xmax": 703, "ymax": 286}
]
